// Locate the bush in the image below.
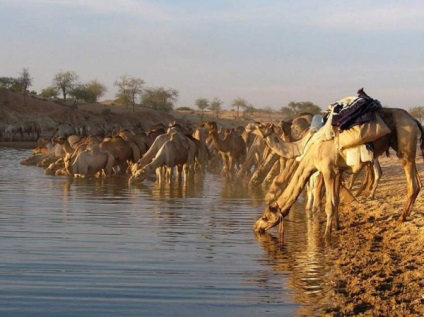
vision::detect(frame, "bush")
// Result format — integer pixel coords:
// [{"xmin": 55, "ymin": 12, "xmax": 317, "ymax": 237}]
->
[
  {"xmin": 176, "ymin": 106, "xmax": 192, "ymax": 111},
  {"xmin": 101, "ymin": 108, "xmax": 111, "ymax": 116}
]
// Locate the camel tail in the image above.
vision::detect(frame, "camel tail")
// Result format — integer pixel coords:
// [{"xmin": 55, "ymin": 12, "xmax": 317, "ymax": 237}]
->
[{"xmin": 413, "ymin": 118, "xmax": 424, "ymax": 162}]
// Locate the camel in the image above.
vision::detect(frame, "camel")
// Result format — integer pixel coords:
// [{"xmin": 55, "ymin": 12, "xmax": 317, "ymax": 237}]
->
[
  {"xmin": 245, "ymin": 115, "xmax": 314, "ymax": 188},
  {"xmin": 254, "ymin": 107, "xmax": 424, "ymax": 237},
  {"xmin": 249, "ymin": 122, "xmax": 314, "ymax": 160},
  {"xmin": 246, "ymin": 121, "xmax": 313, "ymax": 190},
  {"xmin": 99, "ymin": 135, "xmax": 141, "ymax": 172},
  {"xmin": 237, "ymin": 133, "xmax": 267, "ymax": 178},
  {"xmin": 44, "ymin": 158, "xmax": 66, "ymax": 176},
  {"xmin": 132, "ymin": 128, "xmax": 178, "ymax": 170},
  {"xmin": 201, "ymin": 121, "xmax": 246, "ymax": 177},
  {"xmin": 117, "ymin": 128, "xmax": 150, "ymax": 157},
  {"xmin": 64, "ymin": 144, "xmax": 115, "ymax": 178},
  {"xmin": 128, "ymin": 132, "xmax": 196, "ymax": 184}
]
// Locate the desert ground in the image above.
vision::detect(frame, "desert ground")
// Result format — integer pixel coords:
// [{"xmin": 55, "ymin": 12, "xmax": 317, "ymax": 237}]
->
[
  {"xmin": 317, "ymin": 153, "xmax": 424, "ymax": 316},
  {"xmin": 1, "ymin": 88, "xmax": 423, "ymax": 316}
]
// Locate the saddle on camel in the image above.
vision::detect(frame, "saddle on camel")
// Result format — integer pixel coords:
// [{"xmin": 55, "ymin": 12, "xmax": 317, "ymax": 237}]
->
[{"xmin": 254, "ymin": 88, "xmax": 423, "ymax": 237}]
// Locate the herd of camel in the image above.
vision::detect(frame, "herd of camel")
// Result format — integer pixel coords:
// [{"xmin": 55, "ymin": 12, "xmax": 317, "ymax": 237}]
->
[{"xmin": 19, "ymin": 91, "xmax": 424, "ymax": 238}]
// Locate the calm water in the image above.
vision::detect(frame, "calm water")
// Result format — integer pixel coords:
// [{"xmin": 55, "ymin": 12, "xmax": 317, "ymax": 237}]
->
[{"xmin": 0, "ymin": 147, "xmax": 329, "ymax": 317}]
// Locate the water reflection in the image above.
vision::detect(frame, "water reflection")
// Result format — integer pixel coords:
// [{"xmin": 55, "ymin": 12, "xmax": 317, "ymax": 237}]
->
[
  {"xmin": 253, "ymin": 205, "xmax": 328, "ymax": 316},
  {"xmin": 0, "ymin": 147, "xmax": 331, "ymax": 317}
]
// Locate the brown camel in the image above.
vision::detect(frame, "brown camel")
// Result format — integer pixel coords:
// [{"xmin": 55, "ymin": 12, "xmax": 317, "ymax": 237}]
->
[
  {"xmin": 117, "ymin": 128, "xmax": 150, "ymax": 157},
  {"xmin": 254, "ymin": 107, "xmax": 424, "ymax": 237},
  {"xmin": 99, "ymin": 135, "xmax": 140, "ymax": 172},
  {"xmin": 201, "ymin": 121, "xmax": 246, "ymax": 177}
]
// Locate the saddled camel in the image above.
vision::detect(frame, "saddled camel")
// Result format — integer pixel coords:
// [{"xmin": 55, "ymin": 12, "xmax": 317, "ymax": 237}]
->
[{"xmin": 254, "ymin": 107, "xmax": 424, "ymax": 237}]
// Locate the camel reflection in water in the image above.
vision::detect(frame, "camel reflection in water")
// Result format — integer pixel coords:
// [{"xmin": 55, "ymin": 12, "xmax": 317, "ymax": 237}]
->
[{"xmin": 253, "ymin": 203, "xmax": 331, "ymax": 316}]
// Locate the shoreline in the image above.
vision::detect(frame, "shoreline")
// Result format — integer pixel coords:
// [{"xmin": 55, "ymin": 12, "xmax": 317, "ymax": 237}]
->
[{"xmin": 0, "ymin": 142, "xmax": 39, "ymax": 149}]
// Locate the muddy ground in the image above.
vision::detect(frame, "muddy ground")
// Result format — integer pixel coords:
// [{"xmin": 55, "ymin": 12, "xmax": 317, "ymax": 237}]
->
[{"xmin": 316, "ymin": 153, "xmax": 424, "ymax": 316}]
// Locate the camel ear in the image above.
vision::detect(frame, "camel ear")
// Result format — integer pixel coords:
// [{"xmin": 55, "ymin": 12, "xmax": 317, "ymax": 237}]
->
[{"xmin": 269, "ymin": 202, "xmax": 280, "ymax": 212}]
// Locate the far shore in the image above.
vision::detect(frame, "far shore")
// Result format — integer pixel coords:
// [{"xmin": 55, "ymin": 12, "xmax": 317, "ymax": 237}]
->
[{"xmin": 0, "ymin": 142, "xmax": 39, "ymax": 150}]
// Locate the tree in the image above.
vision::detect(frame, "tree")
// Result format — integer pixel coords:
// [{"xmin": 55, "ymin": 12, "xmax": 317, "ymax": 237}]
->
[
  {"xmin": 53, "ymin": 71, "xmax": 79, "ymax": 101},
  {"xmin": 242, "ymin": 105, "xmax": 256, "ymax": 120},
  {"xmin": 85, "ymin": 79, "xmax": 107, "ymax": 102},
  {"xmin": 18, "ymin": 68, "xmax": 33, "ymax": 93},
  {"xmin": 409, "ymin": 106, "xmax": 424, "ymax": 123},
  {"xmin": 195, "ymin": 98, "xmax": 209, "ymax": 118},
  {"xmin": 209, "ymin": 98, "xmax": 223, "ymax": 118},
  {"xmin": 114, "ymin": 74, "xmax": 144, "ymax": 111},
  {"xmin": 17, "ymin": 68, "xmax": 33, "ymax": 106},
  {"xmin": 141, "ymin": 87, "xmax": 178, "ymax": 112},
  {"xmin": 280, "ymin": 101, "xmax": 321, "ymax": 119},
  {"xmin": 69, "ymin": 84, "xmax": 96, "ymax": 107},
  {"xmin": 0, "ymin": 77, "xmax": 18, "ymax": 89},
  {"xmin": 231, "ymin": 97, "xmax": 248, "ymax": 119},
  {"xmin": 40, "ymin": 86, "xmax": 59, "ymax": 99}
]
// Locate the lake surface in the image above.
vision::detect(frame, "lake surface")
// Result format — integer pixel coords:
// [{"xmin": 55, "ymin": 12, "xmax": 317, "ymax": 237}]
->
[{"xmin": 0, "ymin": 147, "xmax": 330, "ymax": 317}]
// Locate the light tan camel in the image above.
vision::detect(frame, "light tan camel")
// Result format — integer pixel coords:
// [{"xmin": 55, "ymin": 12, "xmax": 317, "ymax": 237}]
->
[
  {"xmin": 254, "ymin": 108, "xmax": 424, "ymax": 237},
  {"xmin": 64, "ymin": 144, "xmax": 115, "ymax": 178},
  {"xmin": 236, "ymin": 133, "xmax": 267, "ymax": 178},
  {"xmin": 201, "ymin": 121, "xmax": 246, "ymax": 177},
  {"xmin": 249, "ymin": 122, "xmax": 314, "ymax": 160},
  {"xmin": 131, "ymin": 127, "xmax": 195, "ymax": 174},
  {"xmin": 128, "ymin": 132, "xmax": 196, "ymax": 183},
  {"xmin": 246, "ymin": 116, "xmax": 312, "ymax": 188}
]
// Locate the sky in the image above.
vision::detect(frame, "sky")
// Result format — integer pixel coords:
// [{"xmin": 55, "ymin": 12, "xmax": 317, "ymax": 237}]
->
[{"xmin": 1, "ymin": 0, "xmax": 424, "ymax": 110}]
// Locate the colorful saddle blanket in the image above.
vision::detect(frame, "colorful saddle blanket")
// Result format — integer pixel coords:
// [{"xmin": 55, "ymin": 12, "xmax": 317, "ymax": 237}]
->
[{"xmin": 330, "ymin": 96, "xmax": 382, "ymax": 130}]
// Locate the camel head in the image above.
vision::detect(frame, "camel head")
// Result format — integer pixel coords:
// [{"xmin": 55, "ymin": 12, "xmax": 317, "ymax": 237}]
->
[
  {"xmin": 128, "ymin": 167, "xmax": 148, "ymax": 183},
  {"xmin": 200, "ymin": 121, "xmax": 217, "ymax": 132},
  {"xmin": 253, "ymin": 202, "xmax": 283, "ymax": 233}
]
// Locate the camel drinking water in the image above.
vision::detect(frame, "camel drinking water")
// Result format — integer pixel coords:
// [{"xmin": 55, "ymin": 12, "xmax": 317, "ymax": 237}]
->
[{"xmin": 254, "ymin": 107, "xmax": 424, "ymax": 237}]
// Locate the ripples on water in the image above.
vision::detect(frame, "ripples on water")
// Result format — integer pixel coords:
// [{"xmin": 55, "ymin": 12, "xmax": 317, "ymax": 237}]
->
[{"xmin": 0, "ymin": 147, "xmax": 329, "ymax": 317}]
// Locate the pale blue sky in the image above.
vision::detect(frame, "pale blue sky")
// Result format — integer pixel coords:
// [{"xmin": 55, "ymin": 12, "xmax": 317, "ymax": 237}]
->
[{"xmin": 1, "ymin": 0, "xmax": 423, "ymax": 110}]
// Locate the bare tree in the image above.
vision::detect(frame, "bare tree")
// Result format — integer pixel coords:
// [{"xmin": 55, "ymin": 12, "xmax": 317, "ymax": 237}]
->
[
  {"xmin": 114, "ymin": 74, "xmax": 144, "ymax": 111},
  {"xmin": 53, "ymin": 71, "xmax": 79, "ymax": 101}
]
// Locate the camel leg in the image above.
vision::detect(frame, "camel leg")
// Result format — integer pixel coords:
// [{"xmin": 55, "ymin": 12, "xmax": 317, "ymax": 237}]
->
[
  {"xmin": 399, "ymin": 161, "xmax": 421, "ymax": 221},
  {"xmin": 322, "ymin": 169, "xmax": 339, "ymax": 236},
  {"xmin": 368, "ymin": 159, "xmax": 382, "ymax": 199},
  {"xmin": 313, "ymin": 172, "xmax": 324, "ymax": 211},
  {"xmin": 305, "ymin": 171, "xmax": 319, "ymax": 211}
]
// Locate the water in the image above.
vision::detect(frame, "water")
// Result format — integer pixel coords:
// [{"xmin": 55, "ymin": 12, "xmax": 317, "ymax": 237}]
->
[{"xmin": 0, "ymin": 147, "xmax": 329, "ymax": 317}]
